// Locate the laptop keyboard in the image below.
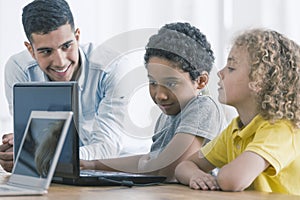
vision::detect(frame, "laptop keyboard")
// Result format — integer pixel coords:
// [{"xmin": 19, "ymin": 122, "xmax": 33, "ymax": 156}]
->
[{"xmin": 80, "ymin": 170, "xmax": 138, "ymax": 177}]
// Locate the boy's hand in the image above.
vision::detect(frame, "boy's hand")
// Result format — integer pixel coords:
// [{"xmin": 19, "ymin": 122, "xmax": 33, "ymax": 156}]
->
[
  {"xmin": 189, "ymin": 170, "xmax": 220, "ymax": 191},
  {"xmin": 80, "ymin": 160, "xmax": 96, "ymax": 170}
]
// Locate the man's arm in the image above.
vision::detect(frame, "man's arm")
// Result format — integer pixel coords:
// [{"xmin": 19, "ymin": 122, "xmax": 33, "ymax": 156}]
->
[{"xmin": 5, "ymin": 52, "xmax": 31, "ymax": 115}]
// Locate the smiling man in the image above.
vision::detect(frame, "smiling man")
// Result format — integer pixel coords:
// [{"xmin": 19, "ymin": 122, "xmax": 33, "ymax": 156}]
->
[{"xmin": 0, "ymin": 0, "xmax": 139, "ymax": 172}]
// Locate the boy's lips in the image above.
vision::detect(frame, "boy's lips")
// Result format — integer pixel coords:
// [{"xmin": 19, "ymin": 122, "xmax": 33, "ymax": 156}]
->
[
  {"xmin": 217, "ymin": 82, "xmax": 223, "ymax": 90},
  {"xmin": 158, "ymin": 103, "xmax": 173, "ymax": 110}
]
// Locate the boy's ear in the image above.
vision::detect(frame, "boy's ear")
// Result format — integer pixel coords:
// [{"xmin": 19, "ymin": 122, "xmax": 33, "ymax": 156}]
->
[
  {"xmin": 196, "ymin": 71, "xmax": 209, "ymax": 89},
  {"xmin": 248, "ymin": 81, "xmax": 261, "ymax": 93},
  {"xmin": 24, "ymin": 41, "xmax": 36, "ymax": 59}
]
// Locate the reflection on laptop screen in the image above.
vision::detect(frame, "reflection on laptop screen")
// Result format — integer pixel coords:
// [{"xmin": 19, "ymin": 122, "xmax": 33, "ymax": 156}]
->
[{"xmin": 14, "ymin": 118, "xmax": 66, "ymax": 178}]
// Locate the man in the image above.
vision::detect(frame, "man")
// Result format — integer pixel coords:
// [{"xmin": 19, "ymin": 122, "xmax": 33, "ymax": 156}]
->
[{"xmin": 0, "ymin": 0, "xmax": 146, "ymax": 172}]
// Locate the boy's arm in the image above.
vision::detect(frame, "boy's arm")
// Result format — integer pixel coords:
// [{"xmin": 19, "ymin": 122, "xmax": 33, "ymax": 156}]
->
[
  {"xmin": 80, "ymin": 133, "xmax": 203, "ymax": 181},
  {"xmin": 80, "ymin": 154, "xmax": 144, "ymax": 173},
  {"xmin": 217, "ymin": 151, "xmax": 269, "ymax": 191},
  {"xmin": 137, "ymin": 133, "xmax": 204, "ymax": 181},
  {"xmin": 175, "ymin": 150, "xmax": 269, "ymax": 191}
]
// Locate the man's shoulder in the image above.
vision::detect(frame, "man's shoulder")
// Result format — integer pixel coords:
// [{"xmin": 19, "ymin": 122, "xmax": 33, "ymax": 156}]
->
[{"xmin": 7, "ymin": 50, "xmax": 37, "ymax": 70}]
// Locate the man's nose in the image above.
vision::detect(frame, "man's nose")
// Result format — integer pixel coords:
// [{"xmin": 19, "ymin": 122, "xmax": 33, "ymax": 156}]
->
[{"xmin": 52, "ymin": 50, "xmax": 66, "ymax": 67}]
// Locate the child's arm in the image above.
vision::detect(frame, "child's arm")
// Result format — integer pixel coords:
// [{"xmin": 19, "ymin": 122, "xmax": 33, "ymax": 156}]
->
[
  {"xmin": 175, "ymin": 150, "xmax": 219, "ymax": 190},
  {"xmin": 81, "ymin": 133, "xmax": 204, "ymax": 181},
  {"xmin": 175, "ymin": 150, "xmax": 270, "ymax": 191},
  {"xmin": 136, "ymin": 133, "xmax": 204, "ymax": 181},
  {"xmin": 80, "ymin": 154, "xmax": 145, "ymax": 173},
  {"xmin": 217, "ymin": 151, "xmax": 269, "ymax": 191}
]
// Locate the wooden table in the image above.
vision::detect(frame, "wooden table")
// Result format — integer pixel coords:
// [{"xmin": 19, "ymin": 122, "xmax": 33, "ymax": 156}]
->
[
  {"xmin": 0, "ymin": 170, "xmax": 299, "ymax": 200},
  {"xmin": 0, "ymin": 182, "xmax": 299, "ymax": 200}
]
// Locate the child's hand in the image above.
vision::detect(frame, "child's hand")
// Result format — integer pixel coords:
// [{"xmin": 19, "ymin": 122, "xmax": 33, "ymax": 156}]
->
[
  {"xmin": 80, "ymin": 160, "xmax": 96, "ymax": 170},
  {"xmin": 189, "ymin": 170, "xmax": 220, "ymax": 191}
]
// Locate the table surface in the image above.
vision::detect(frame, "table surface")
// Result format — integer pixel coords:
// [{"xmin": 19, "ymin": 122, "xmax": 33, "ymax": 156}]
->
[{"xmin": 0, "ymin": 173, "xmax": 299, "ymax": 200}]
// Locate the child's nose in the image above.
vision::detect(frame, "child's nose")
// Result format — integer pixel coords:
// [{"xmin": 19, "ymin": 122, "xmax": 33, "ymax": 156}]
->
[
  {"xmin": 155, "ymin": 85, "xmax": 168, "ymax": 101},
  {"xmin": 217, "ymin": 69, "xmax": 224, "ymax": 79}
]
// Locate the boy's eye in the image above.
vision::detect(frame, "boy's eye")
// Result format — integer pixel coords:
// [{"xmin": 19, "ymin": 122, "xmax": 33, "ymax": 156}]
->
[
  {"xmin": 149, "ymin": 80, "xmax": 157, "ymax": 85},
  {"xmin": 165, "ymin": 81, "xmax": 177, "ymax": 88},
  {"xmin": 228, "ymin": 66, "xmax": 235, "ymax": 72}
]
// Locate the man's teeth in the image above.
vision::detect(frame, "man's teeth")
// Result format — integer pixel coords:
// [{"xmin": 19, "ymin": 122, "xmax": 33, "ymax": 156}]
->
[{"xmin": 54, "ymin": 67, "xmax": 68, "ymax": 73}]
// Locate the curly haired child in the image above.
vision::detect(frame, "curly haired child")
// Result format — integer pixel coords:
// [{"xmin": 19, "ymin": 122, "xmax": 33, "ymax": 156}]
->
[{"xmin": 175, "ymin": 28, "xmax": 300, "ymax": 195}]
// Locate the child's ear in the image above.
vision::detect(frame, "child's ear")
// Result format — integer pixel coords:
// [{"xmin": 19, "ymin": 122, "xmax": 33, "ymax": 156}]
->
[
  {"xmin": 248, "ymin": 81, "xmax": 261, "ymax": 93},
  {"xmin": 196, "ymin": 71, "xmax": 209, "ymax": 89}
]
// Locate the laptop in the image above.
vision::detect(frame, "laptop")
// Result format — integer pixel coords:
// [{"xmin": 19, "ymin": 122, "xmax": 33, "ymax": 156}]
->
[
  {"xmin": 13, "ymin": 82, "xmax": 166, "ymax": 186},
  {"xmin": 0, "ymin": 110, "xmax": 72, "ymax": 196}
]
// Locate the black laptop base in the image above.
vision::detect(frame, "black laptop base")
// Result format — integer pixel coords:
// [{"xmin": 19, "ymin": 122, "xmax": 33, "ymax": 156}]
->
[{"xmin": 52, "ymin": 171, "xmax": 166, "ymax": 187}]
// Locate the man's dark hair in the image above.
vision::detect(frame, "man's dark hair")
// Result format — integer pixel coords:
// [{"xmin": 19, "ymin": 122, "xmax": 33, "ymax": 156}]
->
[{"xmin": 22, "ymin": 0, "xmax": 75, "ymax": 42}]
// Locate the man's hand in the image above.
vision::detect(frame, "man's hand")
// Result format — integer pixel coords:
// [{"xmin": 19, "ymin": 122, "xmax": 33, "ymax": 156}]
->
[{"xmin": 0, "ymin": 133, "xmax": 14, "ymax": 172}]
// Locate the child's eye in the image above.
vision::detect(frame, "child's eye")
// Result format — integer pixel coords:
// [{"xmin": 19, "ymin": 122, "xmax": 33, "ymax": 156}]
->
[
  {"xmin": 228, "ymin": 66, "xmax": 235, "ymax": 72},
  {"xmin": 149, "ymin": 80, "xmax": 157, "ymax": 85},
  {"xmin": 165, "ymin": 82, "xmax": 177, "ymax": 88}
]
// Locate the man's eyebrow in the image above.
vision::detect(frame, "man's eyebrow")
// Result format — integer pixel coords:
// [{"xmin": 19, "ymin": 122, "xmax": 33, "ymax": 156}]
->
[
  {"xmin": 36, "ymin": 47, "xmax": 52, "ymax": 52},
  {"xmin": 36, "ymin": 40, "xmax": 74, "ymax": 52}
]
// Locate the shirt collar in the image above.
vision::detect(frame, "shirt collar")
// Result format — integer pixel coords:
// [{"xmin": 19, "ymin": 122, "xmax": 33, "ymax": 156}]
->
[
  {"xmin": 76, "ymin": 47, "xmax": 86, "ymax": 91},
  {"xmin": 232, "ymin": 115, "xmax": 264, "ymax": 139}
]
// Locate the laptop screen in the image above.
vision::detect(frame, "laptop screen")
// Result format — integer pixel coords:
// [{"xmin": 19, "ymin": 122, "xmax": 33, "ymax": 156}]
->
[
  {"xmin": 13, "ymin": 82, "xmax": 79, "ymax": 178},
  {"xmin": 10, "ymin": 111, "xmax": 73, "ymax": 188},
  {"xmin": 14, "ymin": 118, "xmax": 66, "ymax": 178}
]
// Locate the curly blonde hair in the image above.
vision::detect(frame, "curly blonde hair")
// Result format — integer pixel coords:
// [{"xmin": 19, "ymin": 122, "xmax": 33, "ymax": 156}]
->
[{"xmin": 234, "ymin": 29, "xmax": 300, "ymax": 128}]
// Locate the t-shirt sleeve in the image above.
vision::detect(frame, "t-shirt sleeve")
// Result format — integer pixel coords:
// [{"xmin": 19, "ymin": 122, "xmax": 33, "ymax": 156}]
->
[
  {"xmin": 201, "ymin": 125, "xmax": 231, "ymax": 168},
  {"xmin": 176, "ymin": 96, "xmax": 224, "ymax": 140},
  {"xmin": 245, "ymin": 121, "xmax": 299, "ymax": 176}
]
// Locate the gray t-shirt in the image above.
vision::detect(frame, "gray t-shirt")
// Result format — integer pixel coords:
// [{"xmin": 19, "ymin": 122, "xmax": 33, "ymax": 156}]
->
[{"xmin": 150, "ymin": 95, "xmax": 227, "ymax": 158}]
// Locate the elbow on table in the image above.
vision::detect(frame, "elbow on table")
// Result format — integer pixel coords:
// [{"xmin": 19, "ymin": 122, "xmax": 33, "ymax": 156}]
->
[{"xmin": 217, "ymin": 173, "xmax": 249, "ymax": 192}]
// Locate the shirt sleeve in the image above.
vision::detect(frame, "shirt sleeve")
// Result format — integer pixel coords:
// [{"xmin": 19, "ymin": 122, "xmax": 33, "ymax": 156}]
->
[
  {"xmin": 201, "ymin": 126, "xmax": 230, "ymax": 168},
  {"xmin": 4, "ymin": 54, "xmax": 30, "ymax": 115},
  {"xmin": 245, "ymin": 121, "xmax": 298, "ymax": 176},
  {"xmin": 176, "ymin": 96, "xmax": 224, "ymax": 140},
  {"xmin": 79, "ymin": 56, "xmax": 134, "ymax": 160}
]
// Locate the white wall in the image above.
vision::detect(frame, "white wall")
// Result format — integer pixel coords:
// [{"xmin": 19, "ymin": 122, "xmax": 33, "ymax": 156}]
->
[{"xmin": 1, "ymin": 0, "xmax": 300, "ymax": 135}]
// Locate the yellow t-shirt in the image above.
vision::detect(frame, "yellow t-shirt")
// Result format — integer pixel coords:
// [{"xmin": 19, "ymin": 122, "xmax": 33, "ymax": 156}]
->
[{"xmin": 201, "ymin": 115, "xmax": 300, "ymax": 195}]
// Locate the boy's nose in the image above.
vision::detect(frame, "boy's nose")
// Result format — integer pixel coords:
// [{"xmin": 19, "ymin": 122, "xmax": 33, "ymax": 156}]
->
[
  {"xmin": 217, "ymin": 69, "xmax": 224, "ymax": 79},
  {"xmin": 155, "ymin": 85, "xmax": 168, "ymax": 101}
]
